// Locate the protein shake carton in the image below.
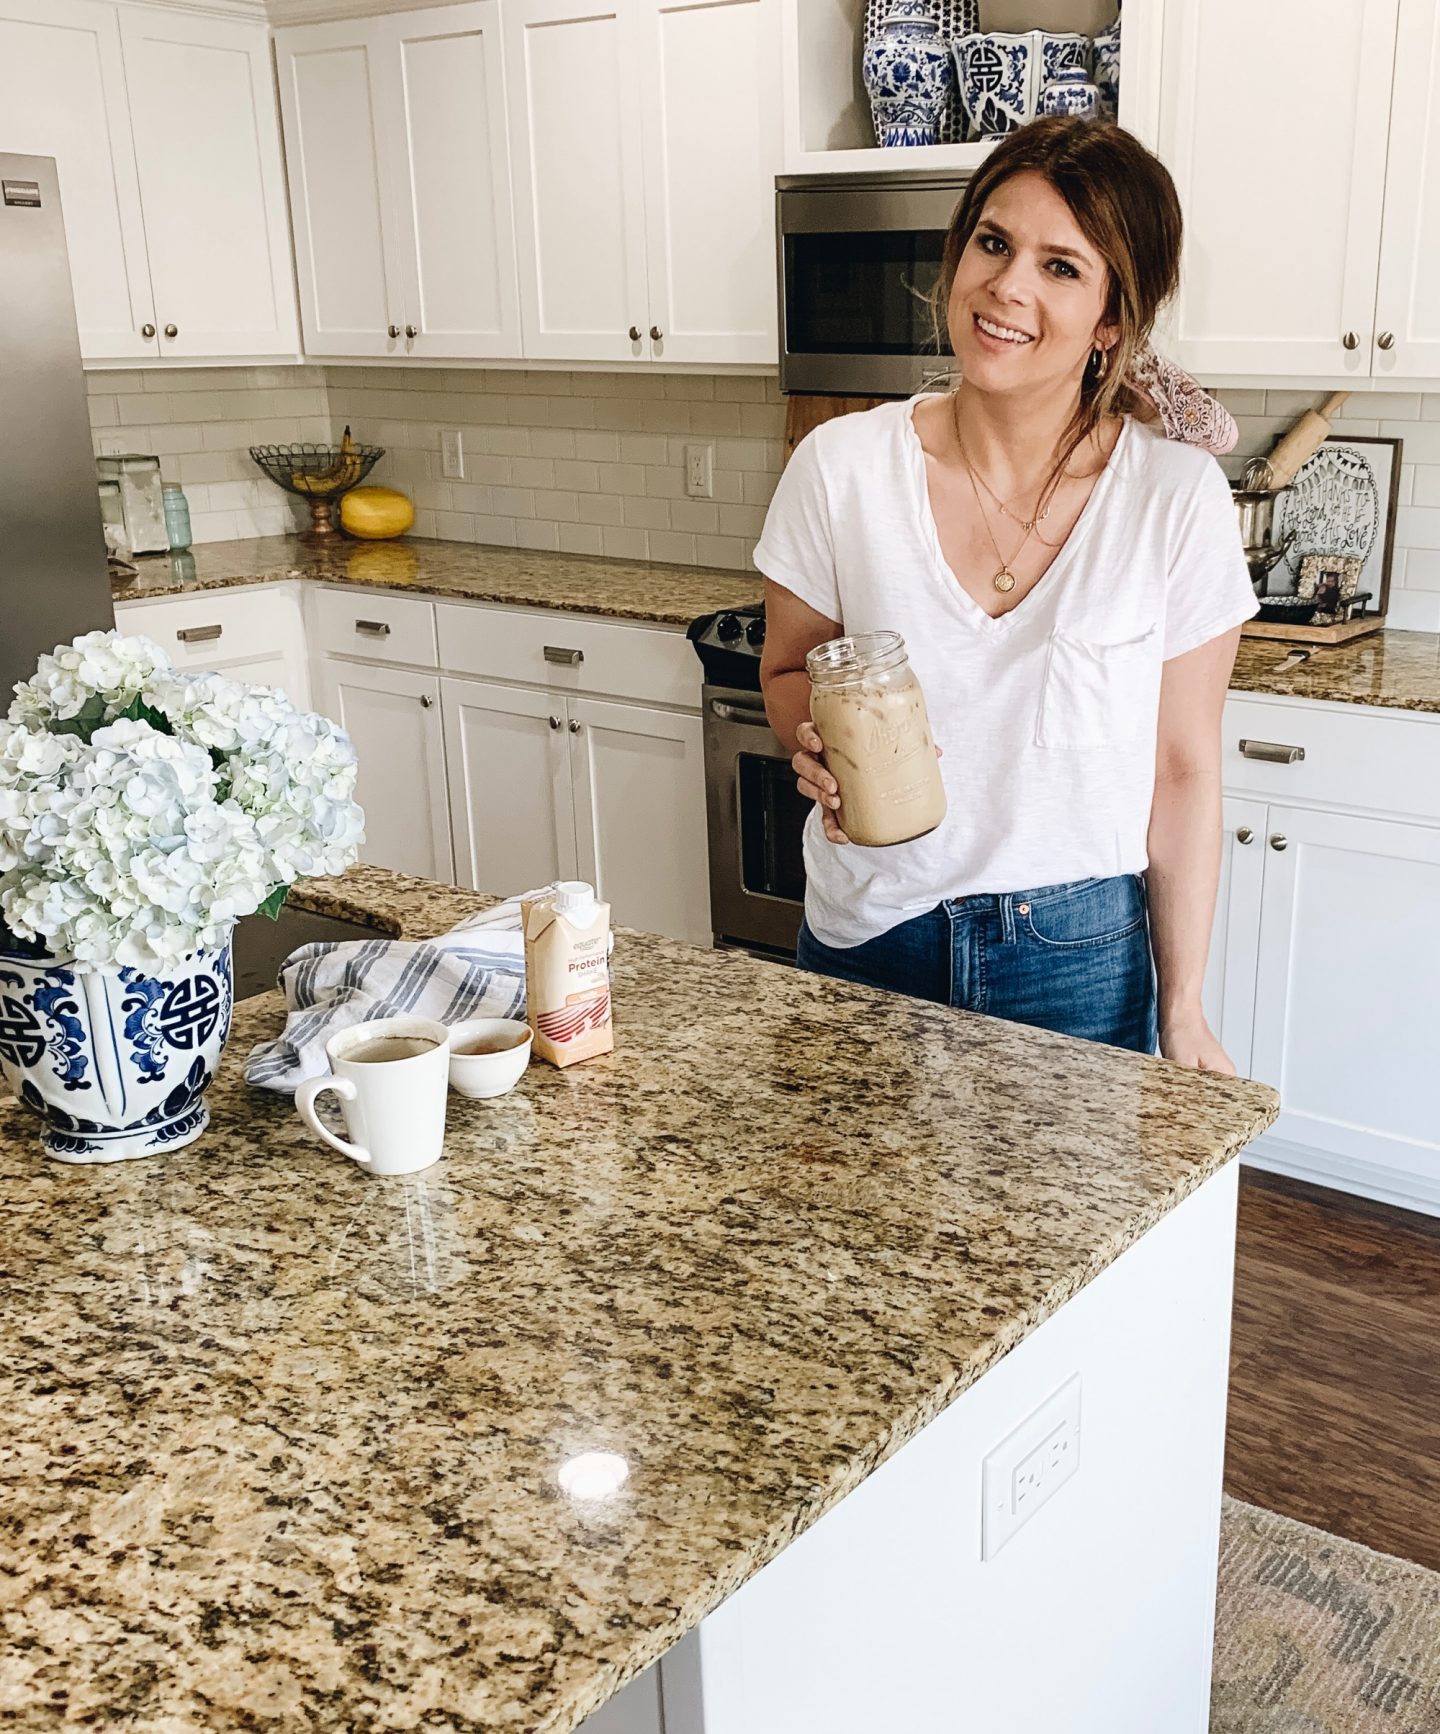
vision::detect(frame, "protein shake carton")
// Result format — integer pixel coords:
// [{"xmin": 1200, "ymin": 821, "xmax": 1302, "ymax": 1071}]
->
[{"xmin": 521, "ymin": 881, "xmax": 614, "ymax": 1067}]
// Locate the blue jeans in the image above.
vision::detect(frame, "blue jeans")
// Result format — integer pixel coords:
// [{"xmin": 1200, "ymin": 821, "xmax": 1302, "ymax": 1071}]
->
[{"xmin": 796, "ymin": 873, "xmax": 1159, "ymax": 1055}]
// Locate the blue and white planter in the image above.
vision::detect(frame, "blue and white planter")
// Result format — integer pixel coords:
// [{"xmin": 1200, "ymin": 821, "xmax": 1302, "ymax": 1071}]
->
[
  {"xmin": 0, "ymin": 934, "xmax": 233, "ymax": 1161},
  {"xmin": 1039, "ymin": 30, "xmax": 1091, "ymax": 86},
  {"xmin": 862, "ymin": 0, "xmax": 954, "ymax": 148},
  {"xmin": 954, "ymin": 30, "xmax": 1041, "ymax": 139},
  {"xmin": 1038, "ymin": 65, "xmax": 1102, "ymax": 119},
  {"xmin": 1094, "ymin": 9, "xmax": 1121, "ymax": 119}
]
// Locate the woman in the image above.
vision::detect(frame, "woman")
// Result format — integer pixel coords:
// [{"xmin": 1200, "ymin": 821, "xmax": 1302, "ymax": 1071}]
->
[{"xmin": 755, "ymin": 117, "xmax": 1258, "ymax": 1070}]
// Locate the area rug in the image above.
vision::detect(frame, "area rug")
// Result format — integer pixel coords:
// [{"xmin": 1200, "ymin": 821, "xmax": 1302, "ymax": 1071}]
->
[{"xmin": 1212, "ymin": 1496, "xmax": 1440, "ymax": 1733}]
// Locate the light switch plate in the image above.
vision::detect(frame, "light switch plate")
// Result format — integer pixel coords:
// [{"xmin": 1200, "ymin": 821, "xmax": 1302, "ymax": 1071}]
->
[{"xmin": 981, "ymin": 1374, "xmax": 1081, "ymax": 1560}]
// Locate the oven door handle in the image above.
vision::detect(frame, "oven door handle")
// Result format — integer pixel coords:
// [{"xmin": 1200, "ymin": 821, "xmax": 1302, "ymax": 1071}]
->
[{"xmin": 709, "ymin": 697, "xmax": 774, "ymax": 726}]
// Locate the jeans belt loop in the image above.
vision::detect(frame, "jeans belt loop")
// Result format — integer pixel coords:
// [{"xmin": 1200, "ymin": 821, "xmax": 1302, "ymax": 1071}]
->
[{"xmin": 1000, "ymin": 891, "xmax": 1016, "ymax": 945}]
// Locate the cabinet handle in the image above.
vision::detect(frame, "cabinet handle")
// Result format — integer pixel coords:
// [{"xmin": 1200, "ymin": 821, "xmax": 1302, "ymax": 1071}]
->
[
  {"xmin": 1377, "ymin": 331, "xmax": 1395, "ymax": 351},
  {"xmin": 355, "ymin": 619, "xmax": 391, "ymax": 637},
  {"xmin": 405, "ymin": 324, "xmax": 417, "ymax": 339},
  {"xmin": 650, "ymin": 325, "xmax": 663, "ymax": 341},
  {"xmin": 628, "ymin": 325, "xmax": 642, "ymax": 342},
  {"xmin": 1342, "ymin": 331, "xmax": 1360, "ymax": 350},
  {"xmin": 388, "ymin": 324, "xmax": 401, "ymax": 339},
  {"xmin": 1270, "ymin": 834, "xmax": 1288, "ymax": 851},
  {"xmin": 164, "ymin": 323, "xmax": 178, "ymax": 339},
  {"xmin": 420, "ymin": 694, "xmax": 433, "ymax": 709},
  {"xmin": 543, "ymin": 645, "xmax": 583, "ymax": 666},
  {"xmin": 1238, "ymin": 738, "xmax": 1305, "ymax": 764},
  {"xmin": 569, "ymin": 719, "xmax": 582, "ymax": 735},
  {"xmin": 141, "ymin": 322, "xmax": 156, "ymax": 339},
  {"xmin": 548, "ymin": 715, "xmax": 562, "ymax": 730},
  {"xmin": 176, "ymin": 624, "xmax": 222, "ymax": 643},
  {"xmin": 1235, "ymin": 826, "xmax": 1254, "ymax": 845}
]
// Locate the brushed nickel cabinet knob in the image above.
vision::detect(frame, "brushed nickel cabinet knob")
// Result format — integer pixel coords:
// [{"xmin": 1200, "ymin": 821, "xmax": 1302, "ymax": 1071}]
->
[
  {"xmin": 650, "ymin": 325, "xmax": 663, "ymax": 341},
  {"xmin": 1342, "ymin": 331, "xmax": 1360, "ymax": 350},
  {"xmin": 1378, "ymin": 331, "xmax": 1395, "ymax": 350},
  {"xmin": 405, "ymin": 324, "xmax": 417, "ymax": 339},
  {"xmin": 141, "ymin": 322, "xmax": 156, "ymax": 339},
  {"xmin": 388, "ymin": 324, "xmax": 401, "ymax": 339},
  {"xmin": 1236, "ymin": 826, "xmax": 1254, "ymax": 845},
  {"xmin": 1270, "ymin": 834, "xmax": 1288, "ymax": 851},
  {"xmin": 628, "ymin": 325, "xmax": 641, "ymax": 342},
  {"xmin": 569, "ymin": 719, "xmax": 582, "ymax": 734},
  {"xmin": 420, "ymin": 694, "xmax": 433, "ymax": 708},
  {"xmin": 163, "ymin": 323, "xmax": 178, "ymax": 339},
  {"xmin": 549, "ymin": 715, "xmax": 562, "ymax": 730}
]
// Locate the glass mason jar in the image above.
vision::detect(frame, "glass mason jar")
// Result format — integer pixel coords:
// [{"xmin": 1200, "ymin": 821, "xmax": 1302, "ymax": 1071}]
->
[
  {"xmin": 162, "ymin": 483, "xmax": 193, "ymax": 552},
  {"xmin": 805, "ymin": 631, "xmax": 946, "ymax": 847}
]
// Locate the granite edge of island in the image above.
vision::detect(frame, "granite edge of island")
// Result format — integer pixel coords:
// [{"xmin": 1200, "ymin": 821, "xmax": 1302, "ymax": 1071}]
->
[{"xmin": 284, "ymin": 866, "xmax": 1281, "ymax": 1733}]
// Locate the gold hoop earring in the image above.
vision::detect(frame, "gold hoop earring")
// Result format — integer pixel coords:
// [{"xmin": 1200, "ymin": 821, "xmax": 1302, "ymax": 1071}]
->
[{"xmin": 1090, "ymin": 345, "xmax": 1110, "ymax": 382}]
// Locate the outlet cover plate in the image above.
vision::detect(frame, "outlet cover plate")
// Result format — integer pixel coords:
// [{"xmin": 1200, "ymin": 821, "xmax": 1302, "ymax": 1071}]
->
[
  {"xmin": 981, "ymin": 1374, "xmax": 1082, "ymax": 1560},
  {"xmin": 441, "ymin": 429, "xmax": 465, "ymax": 480}
]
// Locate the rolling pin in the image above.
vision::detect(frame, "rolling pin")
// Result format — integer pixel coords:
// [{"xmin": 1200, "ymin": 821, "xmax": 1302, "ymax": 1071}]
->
[{"xmin": 1256, "ymin": 391, "xmax": 1351, "ymax": 490}]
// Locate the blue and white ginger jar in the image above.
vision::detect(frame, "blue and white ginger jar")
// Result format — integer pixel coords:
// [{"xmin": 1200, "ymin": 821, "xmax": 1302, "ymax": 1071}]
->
[
  {"xmin": 0, "ymin": 935, "xmax": 233, "ymax": 1161},
  {"xmin": 1039, "ymin": 65, "xmax": 1102, "ymax": 120},
  {"xmin": 1094, "ymin": 8, "xmax": 1121, "ymax": 119},
  {"xmin": 862, "ymin": 0, "xmax": 954, "ymax": 149}
]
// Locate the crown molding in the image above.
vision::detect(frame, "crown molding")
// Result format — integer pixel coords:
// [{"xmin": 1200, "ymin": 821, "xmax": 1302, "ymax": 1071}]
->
[
  {"xmin": 264, "ymin": 0, "xmax": 473, "ymax": 22},
  {"xmin": 116, "ymin": 0, "xmax": 269, "ymax": 19}
]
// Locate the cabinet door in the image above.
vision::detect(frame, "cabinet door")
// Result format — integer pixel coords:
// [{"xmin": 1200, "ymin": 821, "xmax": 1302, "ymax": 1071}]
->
[
  {"xmin": 119, "ymin": 7, "xmax": 298, "ymax": 359},
  {"xmin": 212, "ymin": 651, "xmax": 312, "ymax": 715},
  {"xmin": 1202, "ymin": 798, "xmax": 1267, "ymax": 1076},
  {"xmin": 503, "ymin": 0, "xmax": 650, "ymax": 362},
  {"xmin": 1372, "ymin": 0, "xmax": 1440, "ymax": 378},
  {"xmin": 316, "ymin": 659, "xmax": 454, "ymax": 883},
  {"xmin": 1156, "ymin": 0, "xmax": 1397, "ymax": 376},
  {"xmin": 381, "ymin": 2, "xmax": 523, "ymax": 359},
  {"xmin": 569, "ymin": 697, "xmax": 709, "ymax": 946},
  {"xmin": 441, "ymin": 677, "xmax": 576, "ymax": 897},
  {"xmin": 637, "ymin": 0, "xmax": 779, "ymax": 365},
  {"xmin": 0, "ymin": 0, "xmax": 155, "ymax": 360},
  {"xmin": 274, "ymin": 18, "xmax": 405, "ymax": 359},
  {"xmin": 1248, "ymin": 805, "xmax": 1440, "ymax": 1206}
]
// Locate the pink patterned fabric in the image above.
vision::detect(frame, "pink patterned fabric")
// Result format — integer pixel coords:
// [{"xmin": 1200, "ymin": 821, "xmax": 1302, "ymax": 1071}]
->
[{"xmin": 1124, "ymin": 346, "xmax": 1238, "ymax": 455}]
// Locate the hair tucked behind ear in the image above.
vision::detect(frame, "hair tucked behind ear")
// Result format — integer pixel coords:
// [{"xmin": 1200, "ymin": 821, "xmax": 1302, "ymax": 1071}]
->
[{"xmin": 927, "ymin": 116, "xmax": 1184, "ymax": 453}]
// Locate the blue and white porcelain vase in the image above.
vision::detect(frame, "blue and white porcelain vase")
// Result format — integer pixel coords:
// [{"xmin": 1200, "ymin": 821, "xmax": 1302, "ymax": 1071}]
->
[
  {"xmin": 1094, "ymin": 6, "xmax": 1121, "ymax": 119},
  {"xmin": 862, "ymin": 0, "xmax": 954, "ymax": 148},
  {"xmin": 1038, "ymin": 65, "xmax": 1102, "ymax": 120},
  {"xmin": 0, "ymin": 934, "xmax": 233, "ymax": 1161},
  {"xmin": 954, "ymin": 30, "xmax": 1042, "ymax": 139}
]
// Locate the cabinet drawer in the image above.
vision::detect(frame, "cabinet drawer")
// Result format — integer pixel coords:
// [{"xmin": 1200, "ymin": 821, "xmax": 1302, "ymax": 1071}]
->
[
  {"xmin": 434, "ymin": 603, "xmax": 700, "ymax": 709},
  {"xmin": 311, "ymin": 587, "xmax": 438, "ymax": 666},
  {"xmin": 115, "ymin": 586, "xmax": 303, "ymax": 670},
  {"xmin": 1222, "ymin": 695, "xmax": 1440, "ymax": 825}
]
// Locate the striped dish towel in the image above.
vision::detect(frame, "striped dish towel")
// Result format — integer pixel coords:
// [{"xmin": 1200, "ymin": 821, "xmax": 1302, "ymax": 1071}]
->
[{"xmin": 244, "ymin": 892, "xmax": 542, "ymax": 1094}]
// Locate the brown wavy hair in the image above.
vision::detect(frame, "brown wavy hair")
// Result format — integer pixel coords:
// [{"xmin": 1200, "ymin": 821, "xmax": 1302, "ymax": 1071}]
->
[{"xmin": 932, "ymin": 116, "xmax": 1184, "ymax": 447}]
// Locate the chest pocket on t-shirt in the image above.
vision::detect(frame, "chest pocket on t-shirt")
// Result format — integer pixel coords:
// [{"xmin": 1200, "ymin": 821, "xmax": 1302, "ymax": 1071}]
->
[{"xmin": 1035, "ymin": 622, "xmax": 1161, "ymax": 750}]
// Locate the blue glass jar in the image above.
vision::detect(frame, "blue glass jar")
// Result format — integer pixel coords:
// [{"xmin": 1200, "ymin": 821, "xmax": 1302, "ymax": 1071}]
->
[{"xmin": 162, "ymin": 483, "xmax": 193, "ymax": 552}]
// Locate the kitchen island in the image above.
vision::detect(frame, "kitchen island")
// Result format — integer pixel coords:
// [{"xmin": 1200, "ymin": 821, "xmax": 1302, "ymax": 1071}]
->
[{"xmin": 0, "ymin": 867, "xmax": 1278, "ymax": 1733}]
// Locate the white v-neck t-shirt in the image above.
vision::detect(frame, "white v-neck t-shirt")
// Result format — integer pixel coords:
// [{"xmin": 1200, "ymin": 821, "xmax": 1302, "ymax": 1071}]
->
[{"xmin": 753, "ymin": 399, "xmax": 1259, "ymax": 949}]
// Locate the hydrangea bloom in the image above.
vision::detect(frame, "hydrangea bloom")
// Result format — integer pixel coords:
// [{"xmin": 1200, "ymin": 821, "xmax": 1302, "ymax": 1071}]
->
[{"xmin": 0, "ymin": 631, "xmax": 365, "ymax": 972}]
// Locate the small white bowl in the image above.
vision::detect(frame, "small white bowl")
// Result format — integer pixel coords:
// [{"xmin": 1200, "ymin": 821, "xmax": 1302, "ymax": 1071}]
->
[{"xmin": 447, "ymin": 1018, "xmax": 533, "ymax": 1099}]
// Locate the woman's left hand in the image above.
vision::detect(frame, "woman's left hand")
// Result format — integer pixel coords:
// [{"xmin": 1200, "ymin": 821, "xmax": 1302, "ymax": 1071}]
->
[{"xmin": 1159, "ymin": 1008, "xmax": 1236, "ymax": 1074}]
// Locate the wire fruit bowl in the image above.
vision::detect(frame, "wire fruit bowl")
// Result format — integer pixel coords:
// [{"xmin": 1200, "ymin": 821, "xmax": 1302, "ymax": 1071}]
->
[{"xmin": 250, "ymin": 430, "xmax": 383, "ymax": 540}]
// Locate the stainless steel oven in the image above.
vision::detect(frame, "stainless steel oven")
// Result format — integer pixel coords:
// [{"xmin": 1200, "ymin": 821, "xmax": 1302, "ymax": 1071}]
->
[{"xmin": 777, "ymin": 169, "xmax": 971, "ymax": 397}]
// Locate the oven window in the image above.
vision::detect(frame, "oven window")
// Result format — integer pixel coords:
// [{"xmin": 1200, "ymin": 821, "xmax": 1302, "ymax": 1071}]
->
[
  {"xmin": 784, "ymin": 229, "xmax": 951, "ymax": 356},
  {"xmin": 738, "ymin": 753, "xmax": 809, "ymax": 904}
]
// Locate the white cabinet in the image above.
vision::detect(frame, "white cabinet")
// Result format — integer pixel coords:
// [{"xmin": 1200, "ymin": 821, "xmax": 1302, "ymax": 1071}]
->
[
  {"xmin": 443, "ymin": 679, "xmax": 711, "ymax": 945},
  {"xmin": 315, "ymin": 658, "xmax": 454, "ymax": 884},
  {"xmin": 1372, "ymin": 0, "xmax": 1440, "ymax": 376},
  {"xmin": 0, "ymin": 0, "xmax": 154, "ymax": 360},
  {"xmin": 275, "ymin": 3, "xmax": 521, "ymax": 361},
  {"xmin": 1158, "ymin": 0, "xmax": 1398, "ymax": 378},
  {"xmin": 118, "ymin": 7, "xmax": 298, "ymax": 359},
  {"xmin": 113, "ymin": 586, "xmax": 310, "ymax": 710},
  {"xmin": 505, "ymin": 0, "xmax": 779, "ymax": 364},
  {"xmin": 1201, "ymin": 797, "xmax": 1266, "ymax": 1076},
  {"xmin": 0, "ymin": 0, "xmax": 297, "ymax": 362}
]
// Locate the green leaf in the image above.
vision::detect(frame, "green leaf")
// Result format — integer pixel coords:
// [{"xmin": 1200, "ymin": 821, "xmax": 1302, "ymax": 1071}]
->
[
  {"xmin": 257, "ymin": 884, "xmax": 288, "ymax": 922},
  {"xmin": 116, "ymin": 694, "xmax": 174, "ymax": 735},
  {"xmin": 50, "ymin": 693, "xmax": 109, "ymax": 741}
]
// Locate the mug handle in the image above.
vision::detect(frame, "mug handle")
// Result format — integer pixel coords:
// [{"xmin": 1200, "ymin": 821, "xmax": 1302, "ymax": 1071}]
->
[{"xmin": 296, "ymin": 1076, "xmax": 372, "ymax": 1167}]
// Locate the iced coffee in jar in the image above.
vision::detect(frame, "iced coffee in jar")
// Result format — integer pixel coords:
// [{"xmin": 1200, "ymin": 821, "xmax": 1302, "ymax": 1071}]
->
[{"xmin": 805, "ymin": 632, "xmax": 946, "ymax": 847}]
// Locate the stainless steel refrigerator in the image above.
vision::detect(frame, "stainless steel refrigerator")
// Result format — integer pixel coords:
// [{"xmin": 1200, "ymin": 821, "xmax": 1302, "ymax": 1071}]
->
[{"xmin": 0, "ymin": 152, "xmax": 114, "ymax": 705}]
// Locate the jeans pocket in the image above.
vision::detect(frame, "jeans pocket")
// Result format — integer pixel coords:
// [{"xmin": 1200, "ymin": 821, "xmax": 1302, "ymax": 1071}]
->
[{"xmin": 1020, "ymin": 875, "xmax": 1146, "ymax": 950}]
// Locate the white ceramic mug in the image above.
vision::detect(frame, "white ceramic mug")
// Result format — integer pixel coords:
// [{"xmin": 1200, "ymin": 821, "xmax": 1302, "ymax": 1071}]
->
[{"xmin": 296, "ymin": 1015, "xmax": 450, "ymax": 1176}]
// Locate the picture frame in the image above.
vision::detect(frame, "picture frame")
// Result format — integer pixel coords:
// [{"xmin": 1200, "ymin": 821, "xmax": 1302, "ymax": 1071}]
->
[
  {"xmin": 1296, "ymin": 552, "xmax": 1365, "ymax": 626},
  {"xmin": 1278, "ymin": 433, "xmax": 1402, "ymax": 619}
]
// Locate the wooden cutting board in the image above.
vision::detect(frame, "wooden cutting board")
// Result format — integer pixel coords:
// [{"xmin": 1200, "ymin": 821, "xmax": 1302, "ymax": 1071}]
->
[{"xmin": 1241, "ymin": 614, "xmax": 1386, "ymax": 645}]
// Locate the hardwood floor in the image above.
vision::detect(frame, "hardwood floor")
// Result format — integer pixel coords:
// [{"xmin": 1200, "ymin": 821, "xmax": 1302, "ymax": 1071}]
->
[{"xmin": 1225, "ymin": 1167, "xmax": 1440, "ymax": 1571}]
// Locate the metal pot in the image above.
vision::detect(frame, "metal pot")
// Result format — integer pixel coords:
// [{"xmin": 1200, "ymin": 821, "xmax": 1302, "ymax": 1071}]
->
[{"xmin": 1231, "ymin": 485, "xmax": 1295, "ymax": 595}]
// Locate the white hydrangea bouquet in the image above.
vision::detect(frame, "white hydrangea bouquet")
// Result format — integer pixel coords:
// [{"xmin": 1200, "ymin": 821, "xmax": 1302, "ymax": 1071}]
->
[{"xmin": 0, "ymin": 630, "xmax": 364, "ymax": 1162}]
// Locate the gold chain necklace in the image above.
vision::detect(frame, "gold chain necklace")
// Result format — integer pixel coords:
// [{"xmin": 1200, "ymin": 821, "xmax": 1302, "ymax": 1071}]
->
[{"xmin": 957, "ymin": 444, "xmax": 1032, "ymax": 594}]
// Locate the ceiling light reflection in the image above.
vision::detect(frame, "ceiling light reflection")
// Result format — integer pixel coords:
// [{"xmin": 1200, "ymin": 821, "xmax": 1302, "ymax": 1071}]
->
[{"xmin": 558, "ymin": 1450, "xmax": 631, "ymax": 1501}]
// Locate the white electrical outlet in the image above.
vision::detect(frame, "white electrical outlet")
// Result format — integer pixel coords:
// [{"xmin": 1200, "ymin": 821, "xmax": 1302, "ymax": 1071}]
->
[
  {"xmin": 441, "ymin": 429, "xmax": 465, "ymax": 480},
  {"xmin": 98, "ymin": 433, "xmax": 127, "ymax": 456},
  {"xmin": 981, "ymin": 1375, "xmax": 1081, "ymax": 1560},
  {"xmin": 685, "ymin": 442, "xmax": 713, "ymax": 498}
]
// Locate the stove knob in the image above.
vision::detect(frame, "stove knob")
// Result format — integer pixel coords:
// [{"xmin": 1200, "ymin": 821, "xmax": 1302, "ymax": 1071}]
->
[
  {"xmin": 745, "ymin": 616, "xmax": 766, "ymax": 647},
  {"xmin": 716, "ymin": 613, "xmax": 743, "ymax": 642}
]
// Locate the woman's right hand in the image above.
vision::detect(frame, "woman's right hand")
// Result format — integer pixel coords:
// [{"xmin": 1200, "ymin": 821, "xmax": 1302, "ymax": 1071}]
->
[{"xmin": 793, "ymin": 720, "xmax": 851, "ymax": 845}]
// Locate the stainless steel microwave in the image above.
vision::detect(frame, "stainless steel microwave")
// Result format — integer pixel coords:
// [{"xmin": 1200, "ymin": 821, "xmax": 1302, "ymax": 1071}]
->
[{"xmin": 776, "ymin": 170, "xmax": 972, "ymax": 397}]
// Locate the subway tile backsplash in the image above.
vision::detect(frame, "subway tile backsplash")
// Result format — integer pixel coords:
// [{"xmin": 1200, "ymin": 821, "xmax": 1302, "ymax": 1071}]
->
[{"xmin": 84, "ymin": 366, "xmax": 1440, "ymax": 631}]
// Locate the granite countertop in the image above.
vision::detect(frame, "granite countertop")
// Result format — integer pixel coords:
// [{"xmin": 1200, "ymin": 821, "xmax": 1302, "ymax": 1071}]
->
[
  {"xmin": 113, "ymin": 535, "xmax": 1440, "ymax": 714},
  {"xmin": 0, "ymin": 865, "xmax": 1278, "ymax": 1732},
  {"xmin": 110, "ymin": 534, "xmax": 763, "ymax": 628}
]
